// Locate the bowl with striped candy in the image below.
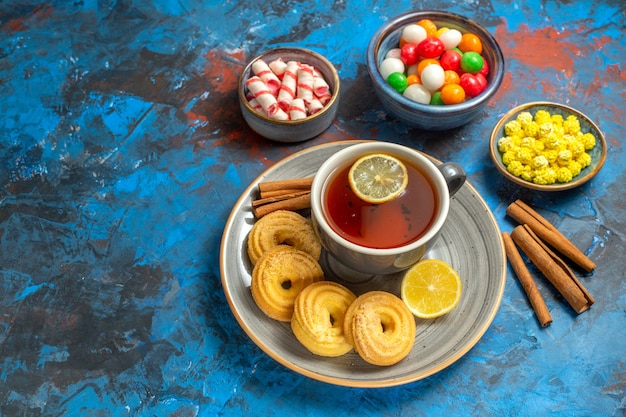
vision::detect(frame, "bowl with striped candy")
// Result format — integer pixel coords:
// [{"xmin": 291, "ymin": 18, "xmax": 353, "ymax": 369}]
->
[{"xmin": 238, "ymin": 47, "xmax": 341, "ymax": 143}]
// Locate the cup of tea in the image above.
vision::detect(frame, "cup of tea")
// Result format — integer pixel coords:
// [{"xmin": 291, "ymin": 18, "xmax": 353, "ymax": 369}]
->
[{"xmin": 310, "ymin": 141, "xmax": 466, "ymax": 276}]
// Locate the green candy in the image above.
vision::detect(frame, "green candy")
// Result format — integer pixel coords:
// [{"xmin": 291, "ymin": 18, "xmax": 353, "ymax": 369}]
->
[
  {"xmin": 430, "ymin": 92, "xmax": 445, "ymax": 105},
  {"xmin": 460, "ymin": 52, "xmax": 484, "ymax": 74},
  {"xmin": 387, "ymin": 72, "xmax": 408, "ymax": 93}
]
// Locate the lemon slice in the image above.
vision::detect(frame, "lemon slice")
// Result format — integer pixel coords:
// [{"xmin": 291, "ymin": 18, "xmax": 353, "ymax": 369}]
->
[
  {"xmin": 400, "ymin": 259, "xmax": 462, "ymax": 319},
  {"xmin": 348, "ymin": 153, "xmax": 408, "ymax": 204}
]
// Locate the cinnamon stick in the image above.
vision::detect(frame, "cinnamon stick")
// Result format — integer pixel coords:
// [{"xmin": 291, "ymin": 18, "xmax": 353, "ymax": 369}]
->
[
  {"xmin": 252, "ymin": 192, "xmax": 311, "ymax": 218},
  {"xmin": 511, "ymin": 225, "xmax": 593, "ymax": 314},
  {"xmin": 502, "ymin": 232, "xmax": 553, "ymax": 327},
  {"xmin": 506, "ymin": 200, "xmax": 596, "ymax": 272},
  {"xmin": 252, "ymin": 190, "xmax": 310, "ymax": 208},
  {"xmin": 252, "ymin": 177, "xmax": 314, "ymax": 218},
  {"xmin": 258, "ymin": 177, "xmax": 313, "ymax": 197},
  {"xmin": 259, "ymin": 188, "xmax": 312, "ymax": 199}
]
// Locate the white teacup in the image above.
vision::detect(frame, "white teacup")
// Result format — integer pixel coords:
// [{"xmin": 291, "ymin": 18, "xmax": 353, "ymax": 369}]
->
[{"xmin": 310, "ymin": 142, "xmax": 465, "ymax": 276}]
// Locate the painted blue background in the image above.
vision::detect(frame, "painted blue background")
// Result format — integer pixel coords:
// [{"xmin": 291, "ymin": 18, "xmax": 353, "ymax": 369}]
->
[{"xmin": 0, "ymin": 1, "xmax": 624, "ymax": 416}]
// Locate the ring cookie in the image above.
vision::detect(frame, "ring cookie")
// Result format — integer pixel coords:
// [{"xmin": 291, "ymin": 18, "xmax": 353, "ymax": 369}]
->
[
  {"xmin": 247, "ymin": 210, "xmax": 321, "ymax": 265},
  {"xmin": 344, "ymin": 291, "xmax": 416, "ymax": 366},
  {"xmin": 251, "ymin": 245, "xmax": 324, "ymax": 322},
  {"xmin": 291, "ymin": 281, "xmax": 357, "ymax": 357}
]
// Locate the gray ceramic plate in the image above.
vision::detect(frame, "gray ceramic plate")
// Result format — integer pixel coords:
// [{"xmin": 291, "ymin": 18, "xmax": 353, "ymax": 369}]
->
[{"xmin": 220, "ymin": 141, "xmax": 506, "ymax": 388}]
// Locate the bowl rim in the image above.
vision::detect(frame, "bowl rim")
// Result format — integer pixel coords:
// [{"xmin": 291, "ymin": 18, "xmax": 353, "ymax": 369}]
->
[
  {"xmin": 366, "ymin": 10, "xmax": 505, "ymax": 114},
  {"xmin": 238, "ymin": 46, "xmax": 340, "ymax": 125},
  {"xmin": 489, "ymin": 101, "xmax": 608, "ymax": 191}
]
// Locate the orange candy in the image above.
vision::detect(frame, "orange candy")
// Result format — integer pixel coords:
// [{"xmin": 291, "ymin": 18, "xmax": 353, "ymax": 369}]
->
[
  {"xmin": 406, "ymin": 74, "xmax": 421, "ymax": 85},
  {"xmin": 417, "ymin": 58, "xmax": 440, "ymax": 76},
  {"xmin": 458, "ymin": 33, "xmax": 483, "ymax": 54},
  {"xmin": 417, "ymin": 19, "xmax": 438, "ymax": 38},
  {"xmin": 440, "ymin": 84, "xmax": 466, "ymax": 105},
  {"xmin": 443, "ymin": 70, "xmax": 460, "ymax": 86}
]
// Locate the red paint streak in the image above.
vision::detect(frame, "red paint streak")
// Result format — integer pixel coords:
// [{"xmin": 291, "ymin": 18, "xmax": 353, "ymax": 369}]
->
[
  {"xmin": 495, "ymin": 23, "xmax": 578, "ymax": 75},
  {"xmin": 538, "ymin": 78, "xmax": 560, "ymax": 100},
  {"xmin": 491, "ymin": 71, "xmax": 513, "ymax": 104},
  {"xmin": 186, "ymin": 49, "xmax": 244, "ymax": 126},
  {"xmin": 495, "ymin": 20, "xmax": 626, "ymax": 130},
  {"xmin": 186, "ymin": 49, "xmax": 261, "ymax": 152},
  {"xmin": 607, "ymin": 63, "xmax": 626, "ymax": 83},
  {"xmin": 1, "ymin": 4, "xmax": 54, "ymax": 32},
  {"xmin": 606, "ymin": 63, "xmax": 626, "ymax": 132},
  {"xmin": 4, "ymin": 18, "xmax": 26, "ymax": 32},
  {"xmin": 204, "ymin": 49, "xmax": 245, "ymax": 95},
  {"xmin": 186, "ymin": 111, "xmax": 208, "ymax": 126}
]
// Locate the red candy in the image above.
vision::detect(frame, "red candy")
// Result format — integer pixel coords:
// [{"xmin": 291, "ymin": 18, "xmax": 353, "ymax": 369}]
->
[
  {"xmin": 460, "ymin": 73, "xmax": 488, "ymax": 97},
  {"xmin": 417, "ymin": 37, "xmax": 445, "ymax": 59},
  {"xmin": 439, "ymin": 49, "xmax": 462, "ymax": 72},
  {"xmin": 478, "ymin": 57, "xmax": 489, "ymax": 77},
  {"xmin": 400, "ymin": 43, "xmax": 420, "ymax": 66}
]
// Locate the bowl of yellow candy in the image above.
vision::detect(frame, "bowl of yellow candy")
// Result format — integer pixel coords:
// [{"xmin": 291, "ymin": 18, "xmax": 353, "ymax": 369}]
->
[{"xmin": 489, "ymin": 101, "xmax": 607, "ymax": 191}]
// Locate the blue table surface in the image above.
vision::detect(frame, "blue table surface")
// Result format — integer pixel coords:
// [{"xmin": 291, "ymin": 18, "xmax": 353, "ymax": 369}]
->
[{"xmin": 1, "ymin": 1, "xmax": 624, "ymax": 416}]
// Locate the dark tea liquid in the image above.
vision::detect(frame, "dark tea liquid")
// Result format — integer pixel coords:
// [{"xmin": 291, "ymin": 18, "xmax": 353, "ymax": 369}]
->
[{"xmin": 324, "ymin": 158, "xmax": 437, "ymax": 249}]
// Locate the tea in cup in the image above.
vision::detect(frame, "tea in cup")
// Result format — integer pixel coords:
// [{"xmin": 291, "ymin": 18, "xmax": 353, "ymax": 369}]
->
[{"xmin": 310, "ymin": 142, "xmax": 465, "ymax": 276}]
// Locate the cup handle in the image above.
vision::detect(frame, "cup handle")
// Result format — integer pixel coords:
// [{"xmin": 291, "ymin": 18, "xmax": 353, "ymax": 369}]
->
[{"xmin": 438, "ymin": 162, "xmax": 466, "ymax": 197}]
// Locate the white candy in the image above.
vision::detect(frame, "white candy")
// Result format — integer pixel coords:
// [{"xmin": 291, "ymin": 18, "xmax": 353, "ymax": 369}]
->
[
  {"xmin": 252, "ymin": 59, "xmax": 281, "ymax": 95},
  {"xmin": 271, "ymin": 108, "xmax": 290, "ymax": 121},
  {"xmin": 403, "ymin": 84, "xmax": 431, "ymax": 104},
  {"xmin": 313, "ymin": 74, "xmax": 329, "ymax": 96},
  {"xmin": 246, "ymin": 57, "xmax": 332, "ymax": 120},
  {"xmin": 420, "ymin": 64, "xmax": 445, "ymax": 92},
  {"xmin": 402, "ymin": 24, "xmax": 427, "ymax": 45},
  {"xmin": 386, "ymin": 48, "xmax": 402, "ymax": 59},
  {"xmin": 296, "ymin": 64, "xmax": 315, "ymax": 104},
  {"xmin": 268, "ymin": 58, "xmax": 288, "ymax": 77},
  {"xmin": 406, "ymin": 63, "xmax": 419, "ymax": 76},
  {"xmin": 288, "ymin": 98, "xmax": 307, "ymax": 120},
  {"xmin": 306, "ymin": 98, "xmax": 325, "ymax": 115},
  {"xmin": 277, "ymin": 60, "xmax": 300, "ymax": 111},
  {"xmin": 379, "ymin": 57, "xmax": 405, "ymax": 80},
  {"xmin": 246, "ymin": 75, "xmax": 279, "ymax": 116},
  {"xmin": 438, "ymin": 29, "xmax": 463, "ymax": 50}
]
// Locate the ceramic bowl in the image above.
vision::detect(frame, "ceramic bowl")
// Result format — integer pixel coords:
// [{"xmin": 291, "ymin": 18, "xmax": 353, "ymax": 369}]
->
[
  {"xmin": 366, "ymin": 10, "xmax": 504, "ymax": 130},
  {"xmin": 489, "ymin": 101, "xmax": 607, "ymax": 191},
  {"xmin": 238, "ymin": 47, "xmax": 340, "ymax": 143}
]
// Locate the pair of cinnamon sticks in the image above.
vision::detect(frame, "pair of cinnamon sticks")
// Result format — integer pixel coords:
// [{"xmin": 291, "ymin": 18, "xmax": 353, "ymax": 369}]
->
[
  {"xmin": 502, "ymin": 200, "xmax": 595, "ymax": 327},
  {"xmin": 252, "ymin": 177, "xmax": 313, "ymax": 218}
]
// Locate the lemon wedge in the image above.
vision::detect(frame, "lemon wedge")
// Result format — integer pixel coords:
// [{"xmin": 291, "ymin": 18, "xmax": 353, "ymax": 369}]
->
[
  {"xmin": 348, "ymin": 153, "xmax": 408, "ymax": 204},
  {"xmin": 400, "ymin": 259, "xmax": 462, "ymax": 319}
]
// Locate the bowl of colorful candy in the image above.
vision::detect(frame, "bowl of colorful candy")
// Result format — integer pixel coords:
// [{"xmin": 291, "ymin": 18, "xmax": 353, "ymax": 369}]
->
[
  {"xmin": 367, "ymin": 10, "xmax": 504, "ymax": 130},
  {"xmin": 489, "ymin": 101, "xmax": 607, "ymax": 191},
  {"xmin": 238, "ymin": 47, "xmax": 340, "ymax": 143}
]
